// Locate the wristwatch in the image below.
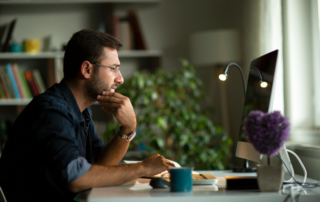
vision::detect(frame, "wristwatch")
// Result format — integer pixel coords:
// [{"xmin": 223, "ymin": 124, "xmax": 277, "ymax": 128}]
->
[{"xmin": 117, "ymin": 127, "xmax": 136, "ymax": 142}]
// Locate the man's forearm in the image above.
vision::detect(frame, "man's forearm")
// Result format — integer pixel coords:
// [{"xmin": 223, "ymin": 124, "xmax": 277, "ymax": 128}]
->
[
  {"xmin": 96, "ymin": 134, "xmax": 130, "ymax": 166},
  {"xmin": 67, "ymin": 163, "xmax": 144, "ymax": 193}
]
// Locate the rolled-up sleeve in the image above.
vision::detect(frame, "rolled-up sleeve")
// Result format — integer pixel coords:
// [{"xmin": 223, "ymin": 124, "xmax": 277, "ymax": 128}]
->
[{"xmin": 65, "ymin": 157, "xmax": 92, "ymax": 183}]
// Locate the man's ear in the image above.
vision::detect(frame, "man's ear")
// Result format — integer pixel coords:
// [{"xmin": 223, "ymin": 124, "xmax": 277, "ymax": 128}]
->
[{"xmin": 80, "ymin": 61, "xmax": 93, "ymax": 79}]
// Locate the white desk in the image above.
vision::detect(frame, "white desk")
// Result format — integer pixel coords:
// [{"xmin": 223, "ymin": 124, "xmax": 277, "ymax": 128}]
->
[{"xmin": 87, "ymin": 170, "xmax": 320, "ymax": 202}]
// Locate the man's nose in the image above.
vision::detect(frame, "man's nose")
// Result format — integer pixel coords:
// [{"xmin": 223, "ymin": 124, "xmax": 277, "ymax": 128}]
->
[{"xmin": 115, "ymin": 70, "xmax": 124, "ymax": 84}]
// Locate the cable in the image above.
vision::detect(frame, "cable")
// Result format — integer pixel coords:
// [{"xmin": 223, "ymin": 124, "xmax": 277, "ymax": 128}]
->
[
  {"xmin": 286, "ymin": 149, "xmax": 307, "ymax": 185},
  {"xmin": 276, "ymin": 155, "xmax": 320, "ymax": 188}
]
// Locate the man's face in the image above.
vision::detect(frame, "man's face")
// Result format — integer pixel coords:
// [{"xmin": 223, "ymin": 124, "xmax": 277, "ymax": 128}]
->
[{"xmin": 85, "ymin": 47, "xmax": 124, "ymax": 99}]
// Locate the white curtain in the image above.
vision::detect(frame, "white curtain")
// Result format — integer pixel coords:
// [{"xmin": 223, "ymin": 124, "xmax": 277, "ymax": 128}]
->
[{"xmin": 282, "ymin": 0, "xmax": 320, "ymax": 144}]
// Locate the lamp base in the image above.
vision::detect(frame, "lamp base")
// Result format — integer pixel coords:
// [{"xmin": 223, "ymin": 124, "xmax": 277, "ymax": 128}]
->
[
  {"xmin": 232, "ymin": 159, "xmax": 257, "ymax": 173},
  {"xmin": 232, "ymin": 167, "xmax": 257, "ymax": 173}
]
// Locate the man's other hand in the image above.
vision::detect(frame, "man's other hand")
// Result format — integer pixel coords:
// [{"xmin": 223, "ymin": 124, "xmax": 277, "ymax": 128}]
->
[
  {"xmin": 141, "ymin": 154, "xmax": 175, "ymax": 177},
  {"xmin": 97, "ymin": 91, "xmax": 136, "ymax": 134}
]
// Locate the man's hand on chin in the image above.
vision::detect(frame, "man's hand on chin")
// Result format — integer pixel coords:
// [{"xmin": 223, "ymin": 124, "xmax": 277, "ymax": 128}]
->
[{"xmin": 97, "ymin": 91, "xmax": 136, "ymax": 134}]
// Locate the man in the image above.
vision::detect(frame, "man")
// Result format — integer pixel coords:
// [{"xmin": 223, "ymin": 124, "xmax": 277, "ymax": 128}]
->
[{"xmin": 0, "ymin": 29, "xmax": 174, "ymax": 202}]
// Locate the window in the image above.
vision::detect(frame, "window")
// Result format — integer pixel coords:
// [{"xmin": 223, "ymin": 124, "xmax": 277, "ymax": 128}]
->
[{"xmin": 282, "ymin": 0, "xmax": 320, "ymax": 145}]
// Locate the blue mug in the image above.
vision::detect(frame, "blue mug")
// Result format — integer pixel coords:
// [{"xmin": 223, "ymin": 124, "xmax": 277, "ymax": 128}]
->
[{"xmin": 161, "ymin": 167, "xmax": 193, "ymax": 192}]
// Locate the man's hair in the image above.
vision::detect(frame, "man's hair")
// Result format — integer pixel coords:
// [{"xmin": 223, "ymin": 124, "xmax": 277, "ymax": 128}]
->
[{"xmin": 63, "ymin": 29, "xmax": 122, "ymax": 79}]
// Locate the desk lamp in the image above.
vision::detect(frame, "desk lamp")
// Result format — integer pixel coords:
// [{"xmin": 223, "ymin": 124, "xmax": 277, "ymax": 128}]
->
[
  {"xmin": 218, "ymin": 64, "xmax": 269, "ymax": 91},
  {"xmin": 219, "ymin": 62, "xmax": 268, "ymax": 172}
]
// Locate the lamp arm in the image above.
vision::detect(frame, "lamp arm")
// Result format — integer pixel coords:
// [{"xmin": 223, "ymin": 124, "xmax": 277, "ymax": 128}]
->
[
  {"xmin": 223, "ymin": 63, "xmax": 246, "ymax": 97},
  {"xmin": 250, "ymin": 66, "xmax": 264, "ymax": 82}
]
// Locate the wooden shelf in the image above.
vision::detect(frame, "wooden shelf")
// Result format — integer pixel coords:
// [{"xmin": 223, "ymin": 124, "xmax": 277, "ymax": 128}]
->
[
  {"xmin": 0, "ymin": 99, "xmax": 32, "ymax": 105},
  {"xmin": 0, "ymin": 52, "xmax": 63, "ymax": 59},
  {"xmin": 0, "ymin": 50, "xmax": 162, "ymax": 59},
  {"xmin": 0, "ymin": 0, "xmax": 160, "ymax": 5}
]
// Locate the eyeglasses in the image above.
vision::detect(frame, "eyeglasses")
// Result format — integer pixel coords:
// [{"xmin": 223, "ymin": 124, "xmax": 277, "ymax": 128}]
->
[{"xmin": 94, "ymin": 63, "xmax": 120, "ymax": 76}]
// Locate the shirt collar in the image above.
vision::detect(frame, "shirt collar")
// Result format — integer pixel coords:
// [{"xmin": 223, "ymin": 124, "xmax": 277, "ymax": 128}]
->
[{"xmin": 57, "ymin": 79, "xmax": 92, "ymax": 123}]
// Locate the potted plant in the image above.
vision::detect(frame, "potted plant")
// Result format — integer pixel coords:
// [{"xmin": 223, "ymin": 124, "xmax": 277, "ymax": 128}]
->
[
  {"xmin": 104, "ymin": 59, "xmax": 233, "ymax": 170},
  {"xmin": 244, "ymin": 110, "xmax": 290, "ymax": 191}
]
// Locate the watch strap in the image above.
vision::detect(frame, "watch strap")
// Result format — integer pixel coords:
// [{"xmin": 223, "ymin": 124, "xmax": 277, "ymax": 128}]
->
[{"xmin": 117, "ymin": 127, "xmax": 136, "ymax": 142}]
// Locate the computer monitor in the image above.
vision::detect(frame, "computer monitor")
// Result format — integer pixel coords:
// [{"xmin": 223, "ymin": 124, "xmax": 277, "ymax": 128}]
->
[{"xmin": 235, "ymin": 50, "xmax": 279, "ymax": 170}]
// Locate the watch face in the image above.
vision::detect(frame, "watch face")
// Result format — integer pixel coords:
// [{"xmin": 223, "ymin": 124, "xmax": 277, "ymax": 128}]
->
[
  {"xmin": 118, "ymin": 129, "xmax": 136, "ymax": 142},
  {"xmin": 128, "ymin": 132, "xmax": 136, "ymax": 141}
]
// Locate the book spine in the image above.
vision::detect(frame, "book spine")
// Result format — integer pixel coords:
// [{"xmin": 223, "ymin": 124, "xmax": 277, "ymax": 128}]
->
[
  {"xmin": 24, "ymin": 71, "xmax": 35, "ymax": 96},
  {"xmin": 25, "ymin": 70, "xmax": 39, "ymax": 95},
  {"xmin": 0, "ymin": 73, "xmax": 8, "ymax": 98},
  {"xmin": 0, "ymin": 78, "xmax": 5, "ymax": 99},
  {"xmin": 113, "ymin": 15, "xmax": 120, "ymax": 40},
  {"xmin": 0, "ymin": 72, "xmax": 13, "ymax": 98},
  {"xmin": 3, "ymin": 70, "xmax": 15, "ymax": 98},
  {"xmin": 32, "ymin": 69, "xmax": 46, "ymax": 93},
  {"xmin": 128, "ymin": 10, "xmax": 146, "ymax": 50},
  {"xmin": 11, "ymin": 63, "xmax": 25, "ymax": 99},
  {"xmin": 18, "ymin": 68, "xmax": 32, "ymax": 98},
  {"xmin": 120, "ymin": 18, "xmax": 131, "ymax": 50},
  {"xmin": 6, "ymin": 63, "xmax": 20, "ymax": 99}
]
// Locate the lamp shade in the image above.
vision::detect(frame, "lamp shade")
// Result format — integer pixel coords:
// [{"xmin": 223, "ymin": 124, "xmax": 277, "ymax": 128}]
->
[{"xmin": 190, "ymin": 29, "xmax": 241, "ymax": 66}]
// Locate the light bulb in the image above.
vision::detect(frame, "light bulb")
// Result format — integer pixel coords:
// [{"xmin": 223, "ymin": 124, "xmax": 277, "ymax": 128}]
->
[
  {"xmin": 219, "ymin": 74, "xmax": 227, "ymax": 81},
  {"xmin": 260, "ymin": 81, "xmax": 268, "ymax": 88}
]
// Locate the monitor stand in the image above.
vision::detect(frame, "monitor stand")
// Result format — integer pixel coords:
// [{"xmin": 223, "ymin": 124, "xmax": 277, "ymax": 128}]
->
[
  {"xmin": 233, "ymin": 142, "xmax": 259, "ymax": 172},
  {"xmin": 232, "ymin": 159, "xmax": 257, "ymax": 172}
]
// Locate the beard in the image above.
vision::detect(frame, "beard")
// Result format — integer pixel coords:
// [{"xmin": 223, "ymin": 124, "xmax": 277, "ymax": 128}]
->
[{"xmin": 84, "ymin": 72, "xmax": 112, "ymax": 101}]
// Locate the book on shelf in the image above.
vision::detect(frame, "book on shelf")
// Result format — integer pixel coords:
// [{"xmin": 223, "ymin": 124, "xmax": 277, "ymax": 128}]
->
[
  {"xmin": 24, "ymin": 69, "xmax": 40, "ymax": 96},
  {"xmin": 120, "ymin": 17, "xmax": 132, "ymax": 50},
  {"xmin": 0, "ymin": 74, "xmax": 6, "ymax": 98},
  {"xmin": 17, "ymin": 65, "xmax": 32, "ymax": 99},
  {"xmin": 11, "ymin": 63, "xmax": 25, "ymax": 99},
  {"xmin": 113, "ymin": 10, "xmax": 146, "ymax": 50},
  {"xmin": 0, "ymin": 71, "xmax": 15, "ymax": 99},
  {"xmin": 127, "ymin": 10, "xmax": 147, "ymax": 50},
  {"xmin": 32, "ymin": 69, "xmax": 46, "ymax": 94},
  {"xmin": 0, "ymin": 79, "xmax": 5, "ymax": 99},
  {"xmin": 0, "ymin": 18, "xmax": 17, "ymax": 52},
  {"xmin": 0, "ymin": 63, "xmax": 46, "ymax": 100},
  {"xmin": 113, "ymin": 15, "xmax": 120, "ymax": 41},
  {"xmin": 6, "ymin": 63, "xmax": 21, "ymax": 99}
]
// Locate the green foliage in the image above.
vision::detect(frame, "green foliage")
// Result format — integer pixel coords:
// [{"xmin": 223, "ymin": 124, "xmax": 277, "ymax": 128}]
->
[{"xmin": 104, "ymin": 59, "xmax": 233, "ymax": 170}]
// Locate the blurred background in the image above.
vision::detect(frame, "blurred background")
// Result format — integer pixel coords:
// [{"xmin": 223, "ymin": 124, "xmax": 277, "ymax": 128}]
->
[{"xmin": 0, "ymin": 0, "xmax": 319, "ymax": 179}]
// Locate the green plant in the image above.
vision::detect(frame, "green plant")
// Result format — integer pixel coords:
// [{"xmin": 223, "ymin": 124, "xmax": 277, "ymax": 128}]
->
[{"xmin": 104, "ymin": 59, "xmax": 233, "ymax": 170}]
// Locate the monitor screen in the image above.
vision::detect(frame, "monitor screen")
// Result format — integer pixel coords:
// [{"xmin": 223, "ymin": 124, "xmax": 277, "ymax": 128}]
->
[{"xmin": 235, "ymin": 50, "xmax": 278, "ymax": 162}]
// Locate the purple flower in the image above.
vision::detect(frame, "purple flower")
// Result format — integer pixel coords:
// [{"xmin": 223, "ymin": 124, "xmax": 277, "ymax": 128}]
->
[{"xmin": 244, "ymin": 110, "xmax": 290, "ymax": 157}]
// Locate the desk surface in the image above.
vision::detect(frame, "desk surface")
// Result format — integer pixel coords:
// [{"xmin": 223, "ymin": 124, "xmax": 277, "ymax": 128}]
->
[{"xmin": 87, "ymin": 170, "xmax": 320, "ymax": 202}]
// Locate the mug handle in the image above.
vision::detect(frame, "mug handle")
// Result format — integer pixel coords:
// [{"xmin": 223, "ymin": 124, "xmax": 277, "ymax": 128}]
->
[{"xmin": 160, "ymin": 174, "xmax": 170, "ymax": 188}]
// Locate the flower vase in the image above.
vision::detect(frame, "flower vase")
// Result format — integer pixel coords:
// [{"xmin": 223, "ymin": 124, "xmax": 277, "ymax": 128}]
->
[{"xmin": 257, "ymin": 164, "xmax": 283, "ymax": 192}]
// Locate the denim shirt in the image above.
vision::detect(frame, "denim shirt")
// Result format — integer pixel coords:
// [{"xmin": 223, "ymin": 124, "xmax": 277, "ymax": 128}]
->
[{"xmin": 0, "ymin": 79, "xmax": 105, "ymax": 202}]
